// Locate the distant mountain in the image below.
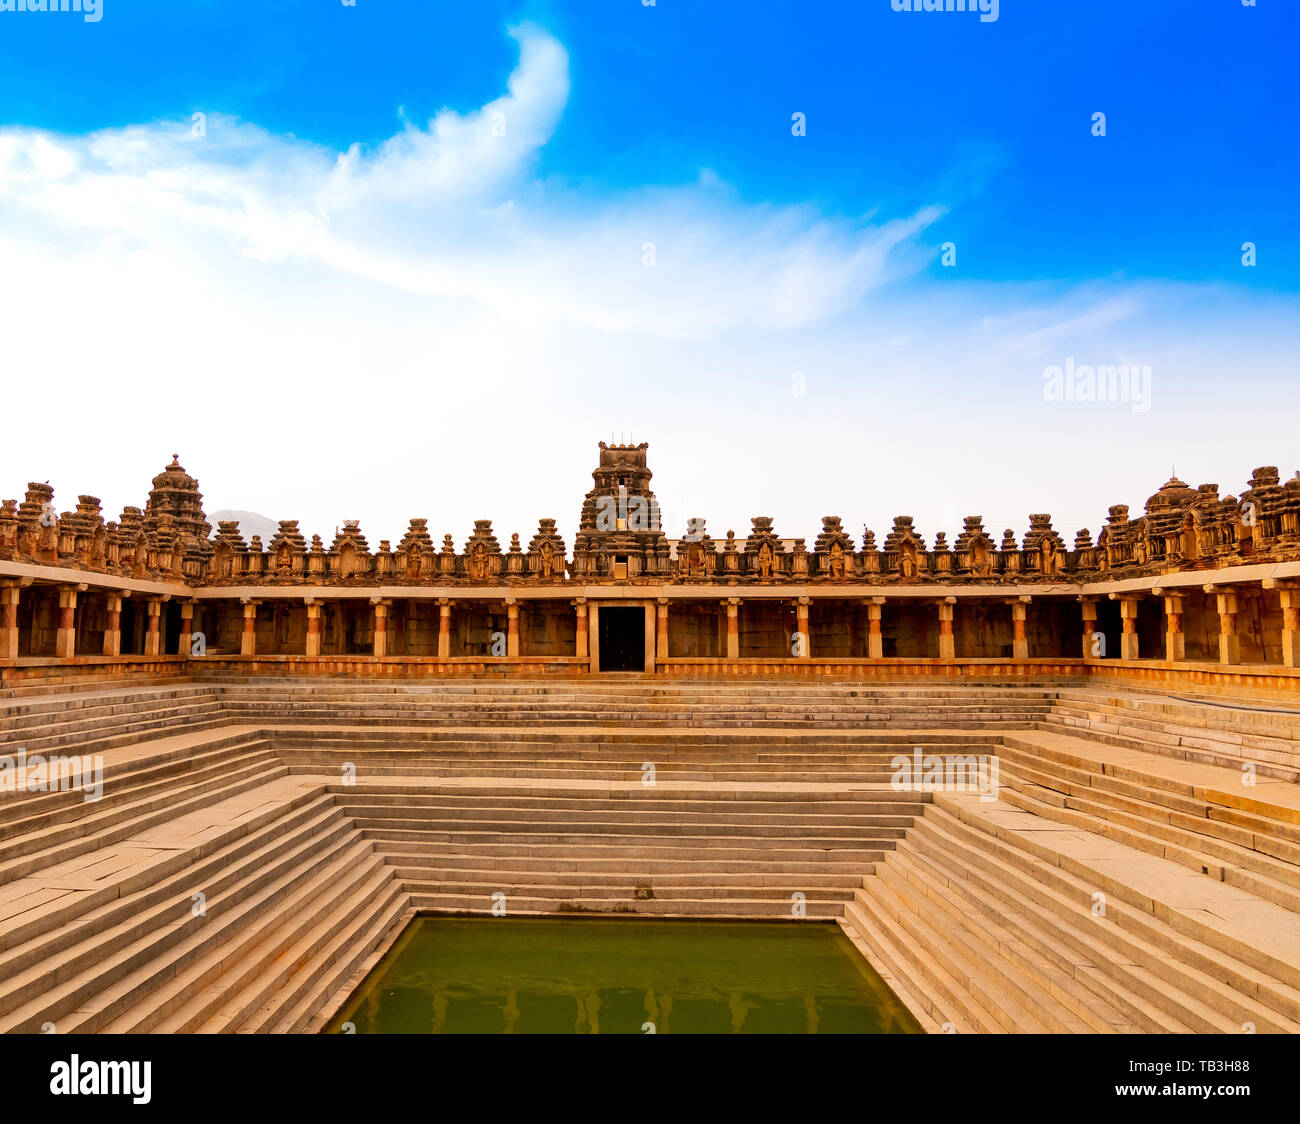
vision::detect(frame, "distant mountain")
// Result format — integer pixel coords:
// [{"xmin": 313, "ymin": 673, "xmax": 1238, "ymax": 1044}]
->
[{"xmin": 208, "ymin": 509, "xmax": 280, "ymax": 545}]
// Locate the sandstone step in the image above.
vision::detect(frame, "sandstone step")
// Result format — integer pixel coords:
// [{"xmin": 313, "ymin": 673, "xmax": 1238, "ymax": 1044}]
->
[
  {"xmin": 0, "ymin": 793, "xmax": 344, "ymax": 1018},
  {"xmin": 406, "ymin": 893, "xmax": 846, "ymax": 919},
  {"xmin": 107, "ymin": 852, "xmax": 397, "ymax": 1034},
  {"xmin": 0, "ymin": 756, "xmax": 289, "ymax": 884},
  {"xmin": 48, "ymin": 834, "xmax": 378, "ymax": 1034},
  {"xmin": 911, "ymin": 802, "xmax": 1300, "ymax": 1029},
  {"xmin": 234, "ymin": 888, "xmax": 410, "ymax": 1035}
]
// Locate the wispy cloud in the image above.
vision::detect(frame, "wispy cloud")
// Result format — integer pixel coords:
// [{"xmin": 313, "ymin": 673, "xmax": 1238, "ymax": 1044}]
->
[{"xmin": 0, "ymin": 23, "xmax": 940, "ymax": 340}]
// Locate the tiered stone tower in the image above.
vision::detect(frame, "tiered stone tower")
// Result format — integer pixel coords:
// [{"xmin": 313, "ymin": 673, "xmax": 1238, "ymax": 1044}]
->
[{"xmin": 571, "ymin": 442, "xmax": 671, "ymax": 580}]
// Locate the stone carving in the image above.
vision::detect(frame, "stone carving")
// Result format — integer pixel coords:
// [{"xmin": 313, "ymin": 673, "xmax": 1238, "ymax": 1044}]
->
[{"xmin": 3, "ymin": 446, "xmax": 1297, "ymax": 591}]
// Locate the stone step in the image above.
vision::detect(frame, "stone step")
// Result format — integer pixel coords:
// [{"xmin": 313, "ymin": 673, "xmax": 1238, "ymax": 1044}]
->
[
  {"xmin": 0, "ymin": 742, "xmax": 280, "ymax": 836},
  {"xmin": 0, "ymin": 794, "xmax": 344, "ymax": 1018},
  {"xmin": 244, "ymin": 888, "xmax": 405, "ymax": 1029},
  {"xmin": 361, "ymin": 832, "xmax": 890, "ymax": 864},
  {"xmin": 997, "ymin": 780, "xmax": 1300, "ymax": 918},
  {"xmin": 339, "ymin": 803, "xmax": 914, "ymax": 829},
  {"xmin": 846, "ymin": 878, "xmax": 1031, "ymax": 1032},
  {"xmin": 49, "ymin": 834, "xmax": 379, "ymax": 1034},
  {"xmin": 387, "ymin": 865, "xmax": 871, "ymax": 889},
  {"xmin": 0, "ymin": 697, "xmax": 224, "ymax": 739},
  {"xmin": 105, "ymin": 851, "xmax": 397, "ymax": 1034},
  {"xmin": 346, "ymin": 821, "xmax": 901, "ymax": 847},
  {"xmin": 335, "ymin": 791, "xmax": 914, "ymax": 815},
  {"xmin": 837, "ymin": 902, "xmax": 972, "ymax": 1032},
  {"xmin": 870, "ymin": 856, "xmax": 1102, "ymax": 1033},
  {"xmin": 0, "ymin": 800, "xmax": 359, "ymax": 1032},
  {"xmin": 896, "ymin": 823, "xmax": 1264, "ymax": 1033},
  {"xmin": 403, "ymin": 878, "xmax": 858, "ymax": 904},
  {"xmin": 0, "ymin": 756, "xmax": 288, "ymax": 882},
  {"xmin": 912, "ymin": 801, "xmax": 1300, "ymax": 1028},
  {"xmin": 406, "ymin": 893, "xmax": 845, "ymax": 919},
  {"xmin": 373, "ymin": 845, "xmax": 881, "ymax": 876}
]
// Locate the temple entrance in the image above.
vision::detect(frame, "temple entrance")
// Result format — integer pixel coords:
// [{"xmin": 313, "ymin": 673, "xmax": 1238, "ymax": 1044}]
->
[{"xmin": 598, "ymin": 606, "xmax": 645, "ymax": 672}]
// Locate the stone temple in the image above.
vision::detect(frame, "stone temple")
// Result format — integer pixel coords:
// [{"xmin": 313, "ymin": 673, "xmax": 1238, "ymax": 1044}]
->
[{"xmin": 1, "ymin": 442, "xmax": 1299, "ymax": 1034}]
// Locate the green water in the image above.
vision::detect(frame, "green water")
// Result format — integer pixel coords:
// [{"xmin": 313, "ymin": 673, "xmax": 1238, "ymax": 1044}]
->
[{"xmin": 326, "ymin": 917, "xmax": 922, "ymax": 1034}]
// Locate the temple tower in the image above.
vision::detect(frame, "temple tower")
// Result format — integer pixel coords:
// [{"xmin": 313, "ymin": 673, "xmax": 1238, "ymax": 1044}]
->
[{"xmin": 572, "ymin": 442, "xmax": 671, "ymax": 579}]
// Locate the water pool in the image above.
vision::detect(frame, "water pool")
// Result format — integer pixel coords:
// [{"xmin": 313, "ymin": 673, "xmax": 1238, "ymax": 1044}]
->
[{"xmin": 326, "ymin": 916, "xmax": 921, "ymax": 1034}]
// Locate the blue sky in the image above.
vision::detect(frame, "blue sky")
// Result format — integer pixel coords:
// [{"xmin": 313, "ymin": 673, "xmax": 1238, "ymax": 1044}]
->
[
  {"xmin": 0, "ymin": 1, "xmax": 1296, "ymax": 546},
  {"xmin": 4, "ymin": 0, "xmax": 1296, "ymax": 287}
]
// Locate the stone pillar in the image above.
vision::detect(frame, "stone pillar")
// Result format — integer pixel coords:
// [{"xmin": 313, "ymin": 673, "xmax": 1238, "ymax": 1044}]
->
[
  {"xmin": 506, "ymin": 599, "xmax": 519, "ymax": 658},
  {"xmin": 1279, "ymin": 587, "xmax": 1299, "ymax": 669},
  {"xmin": 1118, "ymin": 595, "xmax": 1140, "ymax": 661},
  {"xmin": 1213, "ymin": 587, "xmax": 1240, "ymax": 664},
  {"xmin": 305, "ymin": 600, "xmax": 323, "ymax": 658},
  {"xmin": 241, "ymin": 599, "xmax": 259, "ymax": 656},
  {"xmin": 144, "ymin": 596, "xmax": 164, "ymax": 657},
  {"xmin": 371, "ymin": 598, "xmax": 390, "ymax": 657},
  {"xmin": 587, "ymin": 601, "xmax": 600, "ymax": 669},
  {"xmin": 56, "ymin": 586, "xmax": 82, "ymax": 659},
  {"xmin": 102, "ymin": 592, "xmax": 125, "ymax": 657},
  {"xmin": 179, "ymin": 600, "xmax": 195, "ymax": 658},
  {"xmin": 1079, "ymin": 597, "xmax": 1099, "ymax": 658},
  {"xmin": 795, "ymin": 596, "xmax": 811, "ymax": 659},
  {"xmin": 643, "ymin": 601, "xmax": 656, "ymax": 670},
  {"xmin": 1159, "ymin": 591, "xmax": 1184, "ymax": 662},
  {"xmin": 1010, "ymin": 596, "xmax": 1030, "ymax": 659},
  {"xmin": 656, "ymin": 598, "xmax": 669, "ymax": 661},
  {"xmin": 573, "ymin": 599, "xmax": 588, "ymax": 661},
  {"xmin": 726, "ymin": 598, "xmax": 740, "ymax": 660},
  {"xmin": 438, "ymin": 599, "xmax": 452, "ymax": 660},
  {"xmin": 0, "ymin": 582, "xmax": 20, "ymax": 661},
  {"xmin": 937, "ymin": 597, "xmax": 956, "ymax": 660},
  {"xmin": 866, "ymin": 597, "xmax": 884, "ymax": 659}
]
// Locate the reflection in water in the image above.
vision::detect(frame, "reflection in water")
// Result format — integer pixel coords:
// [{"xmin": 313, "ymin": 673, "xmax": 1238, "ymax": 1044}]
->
[{"xmin": 327, "ymin": 918, "xmax": 922, "ymax": 1034}]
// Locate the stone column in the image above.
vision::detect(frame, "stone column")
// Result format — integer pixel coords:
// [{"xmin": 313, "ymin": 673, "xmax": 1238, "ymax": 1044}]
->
[
  {"xmin": 643, "ymin": 602, "xmax": 656, "ymax": 670},
  {"xmin": 937, "ymin": 597, "xmax": 956, "ymax": 660},
  {"xmin": 56, "ymin": 585, "xmax": 83, "ymax": 659},
  {"xmin": 1008, "ymin": 597, "xmax": 1030, "ymax": 659},
  {"xmin": 0, "ymin": 582, "xmax": 20, "ymax": 660},
  {"xmin": 179, "ymin": 600, "xmax": 195, "ymax": 658},
  {"xmin": 371, "ymin": 597, "xmax": 390, "ymax": 657},
  {"xmin": 1157, "ymin": 589, "xmax": 1184, "ymax": 662},
  {"xmin": 795, "ymin": 596, "xmax": 811, "ymax": 659},
  {"xmin": 726, "ymin": 598, "xmax": 740, "ymax": 660},
  {"xmin": 587, "ymin": 601, "xmax": 600, "ymax": 669},
  {"xmin": 573, "ymin": 599, "xmax": 588, "ymax": 661},
  {"xmin": 1279, "ymin": 587, "xmax": 1299, "ymax": 668},
  {"xmin": 506, "ymin": 598, "xmax": 519, "ymax": 658},
  {"xmin": 438, "ymin": 599, "xmax": 452, "ymax": 659},
  {"xmin": 1117, "ymin": 595, "xmax": 1140, "ymax": 661},
  {"xmin": 866, "ymin": 596, "xmax": 884, "ymax": 659},
  {"xmin": 241, "ymin": 598, "xmax": 259, "ymax": 656},
  {"xmin": 1079, "ymin": 597, "xmax": 1099, "ymax": 658},
  {"xmin": 144, "ymin": 596, "xmax": 164, "ymax": 657},
  {"xmin": 1213, "ymin": 587, "xmax": 1240, "ymax": 664},
  {"xmin": 305, "ymin": 600, "xmax": 323, "ymax": 658},
  {"xmin": 103, "ymin": 592, "xmax": 125, "ymax": 657},
  {"xmin": 656, "ymin": 598, "xmax": 669, "ymax": 661}
]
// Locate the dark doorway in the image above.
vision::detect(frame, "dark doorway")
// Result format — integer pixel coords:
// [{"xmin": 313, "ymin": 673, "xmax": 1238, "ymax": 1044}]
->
[
  {"xmin": 1094, "ymin": 599, "xmax": 1121, "ymax": 659},
  {"xmin": 598, "ymin": 606, "xmax": 644, "ymax": 671},
  {"xmin": 164, "ymin": 602, "xmax": 184, "ymax": 655}
]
